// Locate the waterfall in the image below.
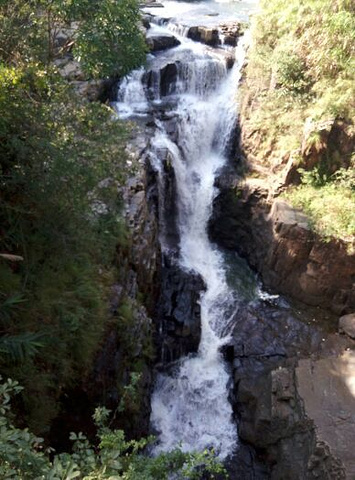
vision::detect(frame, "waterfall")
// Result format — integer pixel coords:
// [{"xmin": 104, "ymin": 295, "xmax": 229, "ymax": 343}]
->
[
  {"xmin": 149, "ymin": 42, "xmax": 246, "ymax": 460},
  {"xmin": 115, "ymin": 2, "xmax": 251, "ymax": 461}
]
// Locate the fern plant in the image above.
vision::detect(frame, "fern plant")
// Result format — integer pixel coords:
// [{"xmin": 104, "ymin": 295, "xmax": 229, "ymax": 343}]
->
[{"xmin": 0, "ymin": 333, "xmax": 44, "ymax": 363}]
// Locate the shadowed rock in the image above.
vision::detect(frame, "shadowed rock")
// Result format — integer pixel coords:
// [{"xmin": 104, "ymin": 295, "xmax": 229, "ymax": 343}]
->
[
  {"xmin": 147, "ymin": 34, "xmax": 181, "ymax": 52},
  {"xmin": 209, "ymin": 173, "xmax": 355, "ymax": 314},
  {"xmin": 155, "ymin": 256, "xmax": 205, "ymax": 363},
  {"xmin": 339, "ymin": 313, "xmax": 355, "ymax": 339}
]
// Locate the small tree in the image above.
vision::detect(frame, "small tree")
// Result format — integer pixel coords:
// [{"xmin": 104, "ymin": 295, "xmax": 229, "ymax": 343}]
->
[{"xmin": 0, "ymin": 0, "xmax": 146, "ymax": 78}]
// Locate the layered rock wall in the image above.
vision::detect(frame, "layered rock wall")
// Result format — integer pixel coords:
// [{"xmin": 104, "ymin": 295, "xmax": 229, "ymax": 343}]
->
[
  {"xmin": 209, "ymin": 176, "xmax": 355, "ymax": 315},
  {"xmin": 229, "ymin": 298, "xmax": 352, "ymax": 479}
]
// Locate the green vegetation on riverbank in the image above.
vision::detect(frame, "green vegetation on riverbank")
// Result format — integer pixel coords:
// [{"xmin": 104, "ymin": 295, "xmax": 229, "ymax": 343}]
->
[
  {"xmin": 283, "ymin": 165, "xmax": 355, "ymax": 242},
  {"xmin": 0, "ymin": 378, "xmax": 225, "ymax": 479},
  {"xmin": 240, "ymin": 0, "xmax": 354, "ymax": 242},
  {"xmin": 0, "ymin": 0, "xmax": 147, "ymax": 440},
  {"xmin": 0, "ymin": 2, "xmax": 226, "ymax": 476}
]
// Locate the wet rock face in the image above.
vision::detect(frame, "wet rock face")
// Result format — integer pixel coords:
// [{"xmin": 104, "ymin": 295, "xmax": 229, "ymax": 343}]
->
[
  {"xmin": 155, "ymin": 256, "xmax": 204, "ymax": 363},
  {"xmin": 143, "ymin": 62, "xmax": 180, "ymax": 99},
  {"xmin": 122, "ymin": 129, "xmax": 162, "ymax": 306},
  {"xmin": 147, "ymin": 147, "xmax": 180, "ymax": 251},
  {"xmin": 219, "ymin": 22, "xmax": 243, "ymax": 46},
  {"xmin": 209, "ymin": 175, "xmax": 355, "ymax": 315},
  {"xmin": 225, "ymin": 442, "xmax": 271, "ymax": 480}
]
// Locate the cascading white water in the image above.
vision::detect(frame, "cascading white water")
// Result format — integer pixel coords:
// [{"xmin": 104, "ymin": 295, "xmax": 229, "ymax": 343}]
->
[
  {"xmin": 149, "ymin": 41, "xmax": 246, "ymax": 460},
  {"xmin": 115, "ymin": 1, "xmax": 254, "ymax": 460}
]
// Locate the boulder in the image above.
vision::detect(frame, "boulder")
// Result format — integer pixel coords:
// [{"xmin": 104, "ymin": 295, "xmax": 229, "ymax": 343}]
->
[
  {"xmin": 187, "ymin": 26, "xmax": 220, "ymax": 46},
  {"xmin": 155, "ymin": 257, "xmax": 205, "ymax": 362},
  {"xmin": 219, "ymin": 22, "xmax": 243, "ymax": 46},
  {"xmin": 58, "ymin": 60, "xmax": 86, "ymax": 81},
  {"xmin": 147, "ymin": 34, "xmax": 180, "ymax": 52},
  {"xmin": 72, "ymin": 79, "xmax": 107, "ymax": 102},
  {"xmin": 140, "ymin": 1, "xmax": 164, "ymax": 7},
  {"xmin": 142, "ymin": 15, "xmax": 151, "ymax": 29},
  {"xmin": 339, "ymin": 313, "xmax": 355, "ymax": 339}
]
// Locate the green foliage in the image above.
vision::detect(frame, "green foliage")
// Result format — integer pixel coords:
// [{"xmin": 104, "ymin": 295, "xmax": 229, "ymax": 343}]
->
[
  {"xmin": 272, "ymin": 47, "xmax": 312, "ymax": 95},
  {"xmin": 0, "ymin": 21, "xmax": 136, "ymax": 431},
  {"xmin": 284, "ymin": 163, "xmax": 355, "ymax": 242},
  {"xmin": 0, "ymin": 0, "xmax": 146, "ymax": 77},
  {"xmin": 0, "ymin": 378, "xmax": 227, "ymax": 480},
  {"xmin": 0, "ymin": 332, "xmax": 45, "ymax": 362},
  {"xmin": 241, "ymin": 0, "xmax": 354, "ymax": 242},
  {"xmin": 118, "ymin": 372, "xmax": 142, "ymax": 414},
  {"xmin": 0, "ymin": 0, "xmax": 147, "ymax": 444},
  {"xmin": 242, "ymin": 0, "xmax": 355, "ymax": 158},
  {"xmin": 74, "ymin": 0, "xmax": 147, "ymax": 78}
]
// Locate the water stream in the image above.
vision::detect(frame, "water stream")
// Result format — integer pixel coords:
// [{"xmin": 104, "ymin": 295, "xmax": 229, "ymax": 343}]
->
[{"xmin": 115, "ymin": 0, "xmax": 257, "ymax": 460}]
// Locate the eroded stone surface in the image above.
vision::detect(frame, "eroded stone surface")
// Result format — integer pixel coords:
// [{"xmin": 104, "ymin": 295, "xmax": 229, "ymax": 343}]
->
[
  {"xmin": 219, "ymin": 22, "xmax": 243, "ymax": 46},
  {"xmin": 229, "ymin": 297, "xmax": 354, "ymax": 479},
  {"xmin": 187, "ymin": 26, "xmax": 220, "ymax": 46},
  {"xmin": 297, "ymin": 352, "xmax": 355, "ymax": 479},
  {"xmin": 339, "ymin": 313, "xmax": 355, "ymax": 339}
]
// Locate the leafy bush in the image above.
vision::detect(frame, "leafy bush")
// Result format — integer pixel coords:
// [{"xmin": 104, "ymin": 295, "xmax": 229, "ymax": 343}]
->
[
  {"xmin": 240, "ymin": 0, "xmax": 354, "ymax": 242},
  {"xmin": 272, "ymin": 48, "xmax": 312, "ymax": 95},
  {"xmin": 0, "ymin": 61, "xmax": 131, "ymax": 431},
  {"xmin": 0, "ymin": 378, "xmax": 226, "ymax": 479},
  {"xmin": 0, "ymin": 0, "xmax": 148, "ymax": 441},
  {"xmin": 74, "ymin": 0, "xmax": 147, "ymax": 78},
  {"xmin": 0, "ymin": 0, "xmax": 146, "ymax": 77},
  {"xmin": 284, "ymin": 162, "xmax": 355, "ymax": 242},
  {"xmin": 241, "ymin": 0, "xmax": 355, "ymax": 157}
]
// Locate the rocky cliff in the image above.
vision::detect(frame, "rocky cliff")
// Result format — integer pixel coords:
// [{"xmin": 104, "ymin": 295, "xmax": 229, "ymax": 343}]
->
[
  {"xmin": 209, "ymin": 175, "xmax": 355, "ymax": 315},
  {"xmin": 209, "ymin": 162, "xmax": 355, "ymax": 478}
]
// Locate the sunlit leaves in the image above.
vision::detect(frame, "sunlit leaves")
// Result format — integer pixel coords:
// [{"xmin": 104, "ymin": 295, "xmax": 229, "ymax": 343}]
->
[
  {"xmin": 0, "ymin": 0, "xmax": 146, "ymax": 77},
  {"xmin": 74, "ymin": 0, "xmax": 147, "ymax": 78}
]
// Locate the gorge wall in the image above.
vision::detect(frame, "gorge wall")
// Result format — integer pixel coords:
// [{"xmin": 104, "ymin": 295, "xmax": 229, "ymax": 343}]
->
[
  {"xmin": 57, "ymin": 2, "xmax": 355, "ymax": 477},
  {"xmin": 209, "ymin": 174, "xmax": 355, "ymax": 315},
  {"xmin": 208, "ymin": 141, "xmax": 355, "ymax": 479}
]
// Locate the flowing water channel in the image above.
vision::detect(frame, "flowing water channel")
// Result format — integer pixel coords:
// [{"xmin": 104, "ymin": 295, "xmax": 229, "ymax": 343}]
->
[{"xmin": 115, "ymin": 0, "xmax": 257, "ymax": 460}]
